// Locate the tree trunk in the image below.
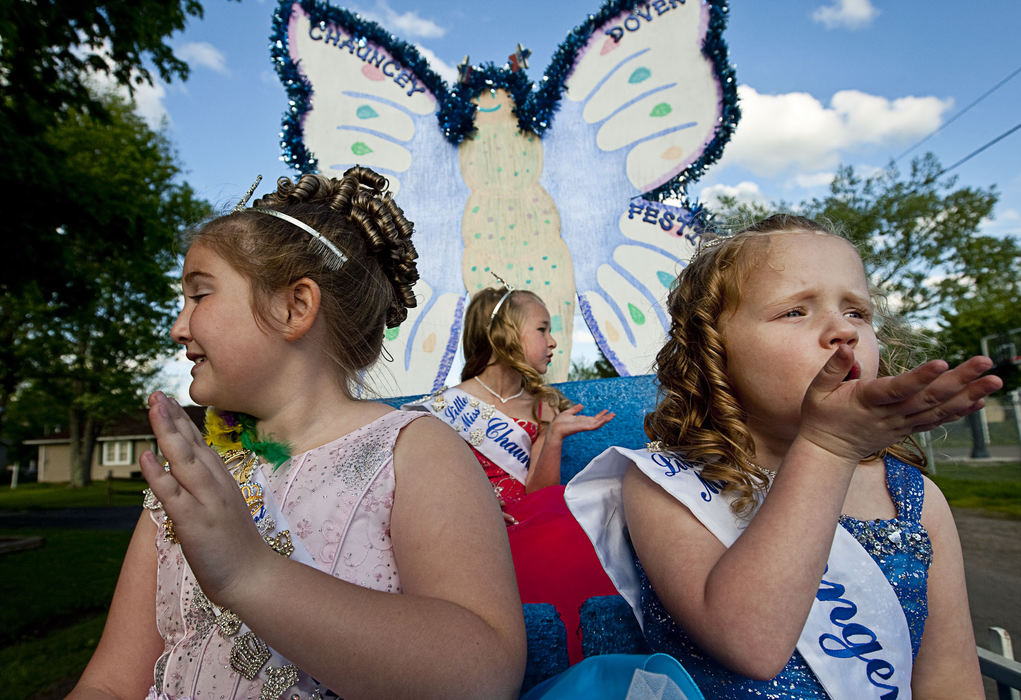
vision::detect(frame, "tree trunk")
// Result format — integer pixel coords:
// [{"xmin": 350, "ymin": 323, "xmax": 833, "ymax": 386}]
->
[{"xmin": 68, "ymin": 405, "xmax": 99, "ymax": 487}]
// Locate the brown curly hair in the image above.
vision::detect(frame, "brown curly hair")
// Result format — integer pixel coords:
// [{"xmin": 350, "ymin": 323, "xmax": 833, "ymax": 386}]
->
[
  {"xmin": 644, "ymin": 214, "xmax": 926, "ymax": 517},
  {"xmin": 460, "ymin": 287, "xmax": 571, "ymax": 423},
  {"xmin": 186, "ymin": 166, "xmax": 419, "ymax": 394}
]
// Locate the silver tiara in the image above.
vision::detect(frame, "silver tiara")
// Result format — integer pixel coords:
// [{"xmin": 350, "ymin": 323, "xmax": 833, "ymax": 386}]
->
[
  {"xmin": 249, "ymin": 208, "xmax": 348, "ymax": 271},
  {"xmin": 488, "ymin": 272, "xmax": 514, "ymax": 327}
]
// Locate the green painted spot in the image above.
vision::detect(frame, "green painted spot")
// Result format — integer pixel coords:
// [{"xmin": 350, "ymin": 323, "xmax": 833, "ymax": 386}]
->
[
  {"xmin": 356, "ymin": 105, "xmax": 379, "ymax": 119},
  {"xmin": 384, "ymin": 326, "xmax": 399, "ymax": 340},
  {"xmin": 484, "ymin": 266, "xmax": 490, "ymax": 271},
  {"xmin": 544, "ymin": 280, "xmax": 550, "ymax": 285},
  {"xmin": 551, "ymin": 264, "xmax": 557, "ymax": 269},
  {"xmin": 509, "ymin": 224, "xmax": 515, "ymax": 230},
  {"xmin": 657, "ymin": 270, "xmax": 675, "ymax": 288},
  {"xmin": 351, "ymin": 141, "xmax": 373, "ymax": 155},
  {"xmin": 471, "ymin": 265, "xmax": 477, "ymax": 271},
  {"xmin": 513, "ymin": 171, "xmax": 519, "ymax": 176},
  {"xmin": 551, "ymin": 315, "xmax": 563, "ymax": 332},
  {"xmin": 542, "ymin": 256, "xmax": 549, "ymax": 260},
  {"xmin": 544, "ymin": 219, "xmax": 550, "ymax": 224},
  {"xmin": 472, "ymin": 206, "xmax": 480, "ymax": 213},
  {"xmin": 522, "ymin": 241, "xmax": 528, "ymax": 246},
  {"xmin": 526, "ymin": 279, "xmax": 531, "ymax": 284},
  {"xmin": 528, "ymin": 266, "xmax": 534, "ymax": 271},
  {"xmin": 650, "ymin": 103, "xmax": 672, "ymax": 118},
  {"xmin": 629, "ymin": 67, "xmax": 651, "ymax": 83},
  {"xmin": 628, "ymin": 303, "xmax": 647, "ymax": 325},
  {"xmin": 497, "ymin": 166, "xmax": 503, "ymax": 172},
  {"xmin": 507, "ymin": 263, "xmax": 514, "ymax": 269}
]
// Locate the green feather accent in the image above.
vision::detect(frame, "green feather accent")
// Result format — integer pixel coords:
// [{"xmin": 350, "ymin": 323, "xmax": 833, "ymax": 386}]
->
[{"xmin": 230, "ymin": 413, "xmax": 293, "ymax": 470}]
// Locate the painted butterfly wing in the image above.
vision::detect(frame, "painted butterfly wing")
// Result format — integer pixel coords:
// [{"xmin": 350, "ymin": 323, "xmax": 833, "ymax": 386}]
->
[
  {"xmin": 274, "ymin": 0, "xmax": 468, "ymax": 395},
  {"xmin": 540, "ymin": 1, "xmax": 736, "ymax": 374}
]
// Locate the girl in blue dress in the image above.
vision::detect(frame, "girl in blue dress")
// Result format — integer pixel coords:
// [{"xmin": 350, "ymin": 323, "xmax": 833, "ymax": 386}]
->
[{"xmin": 567, "ymin": 214, "xmax": 1000, "ymax": 698}]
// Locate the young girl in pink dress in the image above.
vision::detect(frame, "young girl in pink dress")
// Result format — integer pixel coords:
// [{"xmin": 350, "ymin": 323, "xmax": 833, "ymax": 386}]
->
[
  {"xmin": 567, "ymin": 214, "xmax": 999, "ymax": 698},
  {"xmin": 406, "ymin": 286, "xmax": 617, "ymax": 665},
  {"xmin": 71, "ymin": 168, "xmax": 525, "ymax": 700}
]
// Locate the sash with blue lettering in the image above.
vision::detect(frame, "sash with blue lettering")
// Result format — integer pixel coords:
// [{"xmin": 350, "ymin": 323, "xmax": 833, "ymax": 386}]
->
[
  {"xmin": 402, "ymin": 388, "xmax": 532, "ymax": 485},
  {"xmin": 565, "ymin": 446, "xmax": 913, "ymax": 700}
]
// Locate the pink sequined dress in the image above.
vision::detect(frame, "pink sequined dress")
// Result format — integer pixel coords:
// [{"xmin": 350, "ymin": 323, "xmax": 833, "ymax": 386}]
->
[{"xmin": 145, "ymin": 410, "xmax": 422, "ymax": 699}]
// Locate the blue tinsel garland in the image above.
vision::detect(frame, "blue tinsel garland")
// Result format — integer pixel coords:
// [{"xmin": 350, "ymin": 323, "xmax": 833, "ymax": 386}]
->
[{"xmin": 271, "ymin": 0, "xmax": 739, "ymax": 202}]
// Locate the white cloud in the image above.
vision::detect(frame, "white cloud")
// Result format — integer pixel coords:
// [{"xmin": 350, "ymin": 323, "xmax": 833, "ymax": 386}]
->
[
  {"xmin": 791, "ymin": 172, "xmax": 834, "ymax": 189},
  {"xmin": 413, "ymin": 44, "xmax": 457, "ymax": 84},
  {"xmin": 83, "ymin": 63, "xmax": 170, "ymax": 130},
  {"xmin": 698, "ymin": 181, "xmax": 768, "ymax": 209},
  {"xmin": 176, "ymin": 41, "xmax": 230, "ymax": 76},
  {"xmin": 812, "ymin": 0, "xmax": 879, "ymax": 30},
  {"xmin": 356, "ymin": 0, "xmax": 446, "ymax": 39},
  {"xmin": 717, "ymin": 85, "xmax": 951, "ymax": 176}
]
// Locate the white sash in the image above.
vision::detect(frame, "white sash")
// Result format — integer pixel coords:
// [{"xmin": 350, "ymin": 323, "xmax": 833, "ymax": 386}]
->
[
  {"xmin": 402, "ymin": 388, "xmax": 532, "ymax": 485},
  {"xmin": 565, "ymin": 446, "xmax": 913, "ymax": 700}
]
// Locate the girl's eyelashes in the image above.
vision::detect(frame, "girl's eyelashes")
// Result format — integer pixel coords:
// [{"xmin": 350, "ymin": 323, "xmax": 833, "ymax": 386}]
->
[
  {"xmin": 781, "ymin": 308, "xmax": 805, "ymax": 318},
  {"xmin": 846, "ymin": 307, "xmax": 873, "ymax": 321},
  {"xmin": 187, "ymin": 293, "xmax": 209, "ymax": 303}
]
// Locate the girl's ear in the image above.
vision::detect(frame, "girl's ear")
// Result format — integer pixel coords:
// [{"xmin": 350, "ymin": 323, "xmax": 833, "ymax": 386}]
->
[{"xmin": 282, "ymin": 277, "xmax": 321, "ymax": 341}]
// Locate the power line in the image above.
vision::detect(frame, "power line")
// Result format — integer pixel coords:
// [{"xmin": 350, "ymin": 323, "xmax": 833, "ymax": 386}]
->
[
  {"xmin": 935, "ymin": 120, "xmax": 1021, "ymax": 179},
  {"xmin": 895, "ymin": 63, "xmax": 1021, "ymax": 162}
]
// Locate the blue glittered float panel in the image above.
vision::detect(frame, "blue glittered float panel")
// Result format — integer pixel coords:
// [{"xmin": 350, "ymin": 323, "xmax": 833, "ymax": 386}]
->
[{"xmin": 383, "ymin": 374, "xmax": 658, "ymax": 483}]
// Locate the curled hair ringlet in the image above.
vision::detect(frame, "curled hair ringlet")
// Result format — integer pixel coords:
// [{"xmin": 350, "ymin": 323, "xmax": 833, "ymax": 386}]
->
[
  {"xmin": 645, "ymin": 213, "xmax": 927, "ymax": 518},
  {"xmin": 461, "ymin": 287, "xmax": 571, "ymax": 423},
  {"xmin": 186, "ymin": 165, "xmax": 419, "ymax": 395}
]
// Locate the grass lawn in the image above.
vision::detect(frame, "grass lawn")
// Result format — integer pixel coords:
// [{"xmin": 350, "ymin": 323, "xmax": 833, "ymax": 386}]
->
[
  {"xmin": 0, "ymin": 478, "xmax": 148, "ymax": 509},
  {"xmin": 0, "ymin": 481, "xmax": 140, "ymax": 699},
  {"xmin": 930, "ymin": 460, "xmax": 1021, "ymax": 519}
]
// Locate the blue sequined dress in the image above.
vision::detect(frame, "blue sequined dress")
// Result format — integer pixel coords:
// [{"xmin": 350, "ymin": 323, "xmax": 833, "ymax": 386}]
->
[{"xmin": 637, "ymin": 455, "xmax": 933, "ymax": 698}]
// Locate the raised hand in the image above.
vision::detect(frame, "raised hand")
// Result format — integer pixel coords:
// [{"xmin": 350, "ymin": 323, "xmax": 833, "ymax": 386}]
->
[
  {"xmin": 799, "ymin": 347, "xmax": 1002, "ymax": 463},
  {"xmin": 549, "ymin": 404, "xmax": 616, "ymax": 440},
  {"xmin": 138, "ymin": 392, "xmax": 274, "ymax": 608}
]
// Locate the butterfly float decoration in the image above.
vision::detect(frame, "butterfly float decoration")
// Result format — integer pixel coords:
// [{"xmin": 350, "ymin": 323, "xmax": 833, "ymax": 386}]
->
[{"xmin": 271, "ymin": 0, "xmax": 739, "ymax": 395}]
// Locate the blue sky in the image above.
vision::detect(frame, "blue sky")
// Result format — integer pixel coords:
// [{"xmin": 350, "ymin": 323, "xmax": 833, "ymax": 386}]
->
[{"xmin": 133, "ymin": 0, "xmax": 1021, "ymax": 397}]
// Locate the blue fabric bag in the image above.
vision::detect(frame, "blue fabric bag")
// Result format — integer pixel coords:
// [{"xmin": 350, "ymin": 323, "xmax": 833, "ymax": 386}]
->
[{"xmin": 521, "ymin": 653, "xmax": 704, "ymax": 699}]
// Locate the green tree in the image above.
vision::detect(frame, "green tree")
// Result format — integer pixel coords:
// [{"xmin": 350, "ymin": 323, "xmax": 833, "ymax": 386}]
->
[
  {"xmin": 711, "ymin": 154, "xmax": 1009, "ymax": 326},
  {"xmin": 0, "ymin": 0, "xmax": 223, "ymax": 300},
  {"xmin": 9, "ymin": 93, "xmax": 211, "ymax": 487},
  {"xmin": 801, "ymin": 154, "xmax": 1001, "ymax": 322},
  {"xmin": 938, "ymin": 234, "xmax": 1021, "ymax": 391},
  {"xmin": 568, "ymin": 351, "xmax": 620, "ymax": 381}
]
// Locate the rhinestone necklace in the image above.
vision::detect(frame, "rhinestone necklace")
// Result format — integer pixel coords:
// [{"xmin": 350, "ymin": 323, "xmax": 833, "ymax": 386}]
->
[{"xmin": 474, "ymin": 375, "xmax": 525, "ymax": 403}]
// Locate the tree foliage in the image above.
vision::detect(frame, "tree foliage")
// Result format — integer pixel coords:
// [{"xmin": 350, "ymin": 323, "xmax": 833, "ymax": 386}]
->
[
  {"xmin": 0, "ymin": 0, "xmax": 221, "ymax": 301},
  {"xmin": 800, "ymin": 155, "xmax": 1000, "ymax": 322},
  {"xmin": 4, "ymin": 94, "xmax": 211, "ymax": 486},
  {"xmin": 0, "ymin": 1, "xmax": 221, "ymax": 484}
]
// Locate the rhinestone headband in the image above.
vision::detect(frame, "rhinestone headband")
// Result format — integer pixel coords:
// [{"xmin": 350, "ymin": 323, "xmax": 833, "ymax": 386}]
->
[
  {"xmin": 487, "ymin": 273, "xmax": 514, "ymax": 328},
  {"xmin": 249, "ymin": 208, "xmax": 348, "ymax": 271}
]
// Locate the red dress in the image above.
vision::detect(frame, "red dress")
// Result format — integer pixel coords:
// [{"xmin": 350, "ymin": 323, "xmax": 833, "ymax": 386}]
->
[{"xmin": 471, "ymin": 419, "xmax": 618, "ymax": 664}]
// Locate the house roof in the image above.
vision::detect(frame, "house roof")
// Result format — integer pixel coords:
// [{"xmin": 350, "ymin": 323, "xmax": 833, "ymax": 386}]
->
[{"xmin": 25, "ymin": 405, "xmax": 207, "ymax": 444}]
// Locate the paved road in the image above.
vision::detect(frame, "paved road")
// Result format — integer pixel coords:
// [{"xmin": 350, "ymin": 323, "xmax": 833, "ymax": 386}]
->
[{"xmin": 0, "ymin": 506, "xmax": 142, "ymax": 530}]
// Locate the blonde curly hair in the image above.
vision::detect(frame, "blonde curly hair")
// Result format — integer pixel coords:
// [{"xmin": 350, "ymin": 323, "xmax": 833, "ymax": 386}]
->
[
  {"xmin": 460, "ymin": 287, "xmax": 571, "ymax": 423},
  {"xmin": 186, "ymin": 166, "xmax": 418, "ymax": 394},
  {"xmin": 644, "ymin": 214, "xmax": 926, "ymax": 517}
]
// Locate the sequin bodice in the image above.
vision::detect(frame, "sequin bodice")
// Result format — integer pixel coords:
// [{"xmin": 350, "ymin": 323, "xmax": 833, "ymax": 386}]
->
[
  {"xmin": 472, "ymin": 419, "xmax": 538, "ymax": 508},
  {"xmin": 148, "ymin": 410, "xmax": 422, "ymax": 699},
  {"xmin": 637, "ymin": 456, "xmax": 931, "ymax": 699}
]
